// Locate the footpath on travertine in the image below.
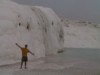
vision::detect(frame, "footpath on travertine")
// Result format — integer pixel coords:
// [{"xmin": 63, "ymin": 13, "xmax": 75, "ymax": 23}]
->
[{"xmin": 0, "ymin": 57, "xmax": 42, "ymax": 67}]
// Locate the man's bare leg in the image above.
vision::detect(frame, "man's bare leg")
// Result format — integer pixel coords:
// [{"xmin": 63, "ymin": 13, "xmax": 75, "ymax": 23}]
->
[
  {"xmin": 20, "ymin": 61, "xmax": 23, "ymax": 69},
  {"xmin": 25, "ymin": 61, "xmax": 27, "ymax": 69}
]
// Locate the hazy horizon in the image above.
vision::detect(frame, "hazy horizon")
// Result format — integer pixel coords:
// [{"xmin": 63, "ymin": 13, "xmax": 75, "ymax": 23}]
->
[{"xmin": 13, "ymin": 0, "xmax": 100, "ymax": 23}]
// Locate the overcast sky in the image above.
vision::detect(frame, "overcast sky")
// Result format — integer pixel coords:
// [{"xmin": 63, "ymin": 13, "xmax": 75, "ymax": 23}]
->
[{"xmin": 13, "ymin": 0, "xmax": 100, "ymax": 23}]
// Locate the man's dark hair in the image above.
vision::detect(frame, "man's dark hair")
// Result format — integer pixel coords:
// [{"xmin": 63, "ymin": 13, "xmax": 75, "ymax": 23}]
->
[{"xmin": 25, "ymin": 44, "xmax": 28, "ymax": 48}]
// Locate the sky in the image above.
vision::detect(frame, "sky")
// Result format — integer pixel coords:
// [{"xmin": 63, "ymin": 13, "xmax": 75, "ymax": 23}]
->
[{"xmin": 13, "ymin": 0, "xmax": 100, "ymax": 23}]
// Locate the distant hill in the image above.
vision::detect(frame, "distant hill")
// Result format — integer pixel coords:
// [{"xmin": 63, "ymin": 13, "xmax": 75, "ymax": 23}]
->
[{"xmin": 63, "ymin": 19, "xmax": 100, "ymax": 48}]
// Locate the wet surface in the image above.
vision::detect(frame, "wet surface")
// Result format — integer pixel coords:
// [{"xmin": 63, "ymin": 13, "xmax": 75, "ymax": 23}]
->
[{"xmin": 0, "ymin": 48, "xmax": 100, "ymax": 75}]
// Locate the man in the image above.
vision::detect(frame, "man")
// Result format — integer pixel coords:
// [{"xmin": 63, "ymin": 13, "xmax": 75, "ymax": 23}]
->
[{"xmin": 16, "ymin": 43, "xmax": 34, "ymax": 69}]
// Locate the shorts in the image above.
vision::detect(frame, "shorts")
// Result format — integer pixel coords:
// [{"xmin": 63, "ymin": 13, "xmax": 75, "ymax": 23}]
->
[{"xmin": 22, "ymin": 56, "xmax": 28, "ymax": 62}]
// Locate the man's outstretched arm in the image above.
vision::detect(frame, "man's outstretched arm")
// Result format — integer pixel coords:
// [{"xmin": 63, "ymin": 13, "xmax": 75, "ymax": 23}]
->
[
  {"xmin": 15, "ymin": 43, "xmax": 22, "ymax": 49},
  {"xmin": 29, "ymin": 50, "xmax": 35, "ymax": 56}
]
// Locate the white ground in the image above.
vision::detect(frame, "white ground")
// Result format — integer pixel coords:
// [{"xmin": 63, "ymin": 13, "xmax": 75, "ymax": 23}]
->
[{"xmin": 0, "ymin": 48, "xmax": 100, "ymax": 75}]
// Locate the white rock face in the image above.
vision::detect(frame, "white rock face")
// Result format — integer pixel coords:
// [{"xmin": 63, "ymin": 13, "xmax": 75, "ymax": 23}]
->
[{"xmin": 0, "ymin": 0, "xmax": 64, "ymax": 62}]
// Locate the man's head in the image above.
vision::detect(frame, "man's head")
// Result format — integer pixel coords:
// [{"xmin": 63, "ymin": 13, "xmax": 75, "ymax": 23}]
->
[{"xmin": 25, "ymin": 44, "xmax": 28, "ymax": 48}]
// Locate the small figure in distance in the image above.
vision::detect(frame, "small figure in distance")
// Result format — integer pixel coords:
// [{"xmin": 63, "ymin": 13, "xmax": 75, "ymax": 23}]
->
[{"xmin": 15, "ymin": 43, "xmax": 34, "ymax": 69}]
